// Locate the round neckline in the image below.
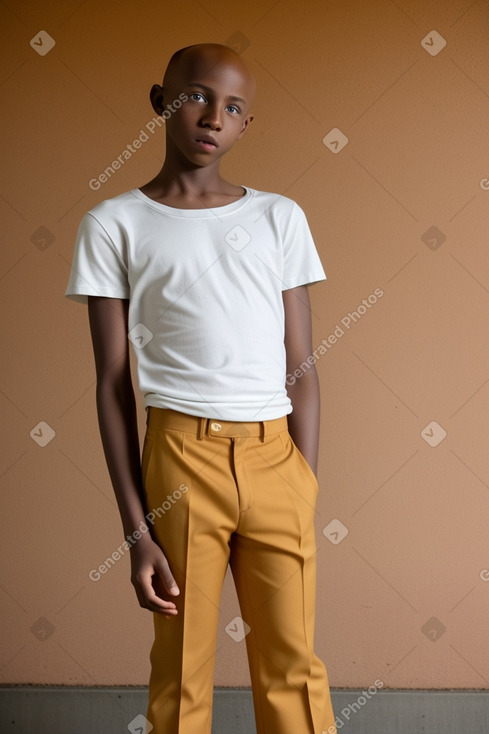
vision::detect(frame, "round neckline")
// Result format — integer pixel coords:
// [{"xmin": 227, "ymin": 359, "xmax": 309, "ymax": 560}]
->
[{"xmin": 131, "ymin": 186, "xmax": 252, "ymax": 218}]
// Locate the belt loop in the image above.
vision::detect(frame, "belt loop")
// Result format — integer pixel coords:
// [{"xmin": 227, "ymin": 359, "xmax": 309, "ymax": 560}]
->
[
  {"xmin": 197, "ymin": 417, "xmax": 207, "ymax": 440},
  {"xmin": 259, "ymin": 421, "xmax": 265, "ymax": 442}
]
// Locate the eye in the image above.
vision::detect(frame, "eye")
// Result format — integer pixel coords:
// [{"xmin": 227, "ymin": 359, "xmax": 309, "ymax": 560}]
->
[
  {"xmin": 190, "ymin": 92, "xmax": 206, "ymax": 102},
  {"xmin": 227, "ymin": 105, "xmax": 240, "ymax": 114}
]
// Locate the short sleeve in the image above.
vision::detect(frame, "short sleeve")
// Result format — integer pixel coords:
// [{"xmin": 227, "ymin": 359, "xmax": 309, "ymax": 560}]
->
[
  {"xmin": 282, "ymin": 202, "xmax": 327, "ymax": 290},
  {"xmin": 64, "ymin": 212, "xmax": 130, "ymax": 304}
]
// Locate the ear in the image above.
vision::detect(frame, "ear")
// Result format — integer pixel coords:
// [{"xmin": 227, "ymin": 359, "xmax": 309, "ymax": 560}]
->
[
  {"xmin": 237, "ymin": 114, "xmax": 254, "ymax": 140},
  {"xmin": 149, "ymin": 84, "xmax": 165, "ymax": 115}
]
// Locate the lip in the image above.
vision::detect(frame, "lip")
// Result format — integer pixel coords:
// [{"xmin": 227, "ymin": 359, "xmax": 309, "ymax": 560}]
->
[{"xmin": 195, "ymin": 135, "xmax": 219, "ymax": 149}]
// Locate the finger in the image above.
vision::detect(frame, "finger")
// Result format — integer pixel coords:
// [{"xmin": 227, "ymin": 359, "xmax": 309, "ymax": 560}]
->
[
  {"xmin": 155, "ymin": 559, "xmax": 180, "ymax": 596},
  {"xmin": 133, "ymin": 567, "xmax": 179, "ymax": 613},
  {"xmin": 136, "ymin": 581, "xmax": 179, "ymax": 615}
]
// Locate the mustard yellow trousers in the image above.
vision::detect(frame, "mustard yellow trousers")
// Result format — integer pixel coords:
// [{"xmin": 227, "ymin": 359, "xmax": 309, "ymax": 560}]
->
[{"xmin": 141, "ymin": 407, "xmax": 337, "ymax": 734}]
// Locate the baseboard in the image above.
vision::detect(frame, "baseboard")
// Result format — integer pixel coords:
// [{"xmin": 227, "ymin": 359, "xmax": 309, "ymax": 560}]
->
[{"xmin": 0, "ymin": 686, "xmax": 488, "ymax": 733}]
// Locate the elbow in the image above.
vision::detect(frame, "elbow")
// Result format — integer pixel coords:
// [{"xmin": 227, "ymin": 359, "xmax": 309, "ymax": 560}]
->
[
  {"xmin": 95, "ymin": 372, "xmax": 134, "ymax": 407},
  {"xmin": 285, "ymin": 361, "xmax": 319, "ymax": 390},
  {"xmin": 286, "ymin": 365, "xmax": 320, "ymax": 409}
]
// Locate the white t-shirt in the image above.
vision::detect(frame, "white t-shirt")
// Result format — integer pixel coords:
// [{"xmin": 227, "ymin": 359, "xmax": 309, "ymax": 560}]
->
[{"xmin": 65, "ymin": 186, "xmax": 326, "ymax": 420}]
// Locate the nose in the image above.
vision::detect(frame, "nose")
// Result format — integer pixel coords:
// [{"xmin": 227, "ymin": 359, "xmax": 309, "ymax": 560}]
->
[{"xmin": 200, "ymin": 103, "xmax": 222, "ymax": 131}]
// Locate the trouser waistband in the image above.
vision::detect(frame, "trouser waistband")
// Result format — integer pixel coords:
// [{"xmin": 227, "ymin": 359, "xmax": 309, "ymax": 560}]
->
[{"xmin": 145, "ymin": 407, "xmax": 289, "ymax": 441}]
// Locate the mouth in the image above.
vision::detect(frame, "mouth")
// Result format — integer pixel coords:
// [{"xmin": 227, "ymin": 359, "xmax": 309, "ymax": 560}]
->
[{"xmin": 195, "ymin": 136, "xmax": 218, "ymax": 150}]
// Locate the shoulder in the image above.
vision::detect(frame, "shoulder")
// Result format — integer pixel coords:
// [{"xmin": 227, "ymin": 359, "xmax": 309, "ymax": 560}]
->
[
  {"xmin": 245, "ymin": 188, "xmax": 310, "ymax": 231},
  {"xmin": 83, "ymin": 189, "xmax": 139, "ymax": 224},
  {"xmin": 246, "ymin": 187, "xmax": 303, "ymax": 213},
  {"xmin": 245, "ymin": 187, "xmax": 309, "ymax": 225}
]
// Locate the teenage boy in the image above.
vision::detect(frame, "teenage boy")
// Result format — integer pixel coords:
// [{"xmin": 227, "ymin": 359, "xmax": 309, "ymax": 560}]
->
[{"xmin": 66, "ymin": 42, "xmax": 337, "ymax": 734}]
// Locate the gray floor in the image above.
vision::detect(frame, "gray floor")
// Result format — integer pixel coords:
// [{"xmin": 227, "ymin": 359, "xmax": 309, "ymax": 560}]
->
[{"xmin": 0, "ymin": 687, "xmax": 488, "ymax": 733}]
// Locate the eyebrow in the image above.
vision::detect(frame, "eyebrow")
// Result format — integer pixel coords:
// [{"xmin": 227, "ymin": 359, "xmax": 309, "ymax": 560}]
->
[{"xmin": 186, "ymin": 82, "xmax": 246, "ymax": 104}]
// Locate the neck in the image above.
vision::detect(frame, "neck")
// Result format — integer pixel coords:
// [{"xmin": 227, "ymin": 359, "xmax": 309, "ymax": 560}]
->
[{"xmin": 154, "ymin": 146, "xmax": 226, "ymax": 196}]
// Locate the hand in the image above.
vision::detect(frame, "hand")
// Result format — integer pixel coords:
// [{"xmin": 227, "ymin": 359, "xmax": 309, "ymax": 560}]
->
[{"xmin": 130, "ymin": 537, "xmax": 180, "ymax": 616}]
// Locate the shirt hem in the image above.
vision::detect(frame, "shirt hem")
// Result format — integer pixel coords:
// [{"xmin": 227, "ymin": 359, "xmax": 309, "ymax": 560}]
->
[
  {"xmin": 65, "ymin": 288, "xmax": 130, "ymax": 303},
  {"xmin": 143, "ymin": 395, "xmax": 293, "ymax": 422},
  {"xmin": 282, "ymin": 272, "xmax": 327, "ymax": 290}
]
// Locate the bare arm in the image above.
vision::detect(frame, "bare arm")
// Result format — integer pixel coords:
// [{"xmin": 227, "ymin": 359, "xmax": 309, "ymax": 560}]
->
[
  {"xmin": 283, "ymin": 285, "xmax": 321, "ymax": 475},
  {"xmin": 87, "ymin": 296, "xmax": 179, "ymax": 615}
]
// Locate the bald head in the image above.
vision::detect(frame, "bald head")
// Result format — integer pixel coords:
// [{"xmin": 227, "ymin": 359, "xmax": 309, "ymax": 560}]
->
[{"xmin": 163, "ymin": 43, "xmax": 256, "ymax": 112}]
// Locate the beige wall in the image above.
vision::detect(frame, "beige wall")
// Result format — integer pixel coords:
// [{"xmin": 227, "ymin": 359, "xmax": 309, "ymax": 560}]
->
[{"xmin": 1, "ymin": 0, "xmax": 489, "ymax": 690}]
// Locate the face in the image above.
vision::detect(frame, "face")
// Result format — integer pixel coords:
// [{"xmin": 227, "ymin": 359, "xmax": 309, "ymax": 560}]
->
[{"xmin": 151, "ymin": 46, "xmax": 255, "ymax": 167}]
